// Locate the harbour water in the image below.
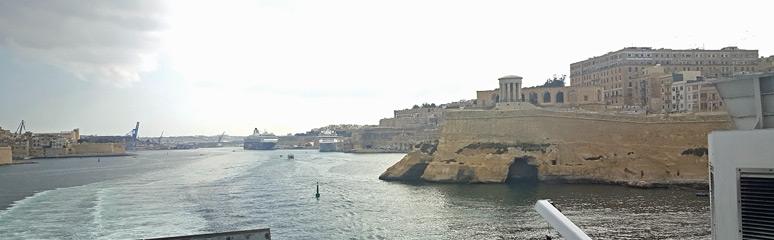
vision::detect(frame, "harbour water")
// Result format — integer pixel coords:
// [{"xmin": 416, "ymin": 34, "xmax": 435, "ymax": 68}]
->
[{"xmin": 0, "ymin": 148, "xmax": 710, "ymax": 239}]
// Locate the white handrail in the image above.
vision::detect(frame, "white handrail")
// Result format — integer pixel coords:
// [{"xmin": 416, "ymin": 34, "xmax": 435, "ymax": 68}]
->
[{"xmin": 534, "ymin": 199, "xmax": 591, "ymax": 240}]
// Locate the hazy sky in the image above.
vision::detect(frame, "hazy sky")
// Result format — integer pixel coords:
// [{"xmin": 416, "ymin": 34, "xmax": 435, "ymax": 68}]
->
[{"xmin": 1, "ymin": 0, "xmax": 772, "ymax": 137}]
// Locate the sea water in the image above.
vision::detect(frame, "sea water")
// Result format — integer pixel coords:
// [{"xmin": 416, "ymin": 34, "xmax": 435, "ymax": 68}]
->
[{"xmin": 0, "ymin": 148, "xmax": 710, "ymax": 239}]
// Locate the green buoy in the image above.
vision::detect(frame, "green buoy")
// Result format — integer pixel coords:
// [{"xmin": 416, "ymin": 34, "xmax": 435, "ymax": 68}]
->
[{"xmin": 315, "ymin": 182, "xmax": 320, "ymax": 199}]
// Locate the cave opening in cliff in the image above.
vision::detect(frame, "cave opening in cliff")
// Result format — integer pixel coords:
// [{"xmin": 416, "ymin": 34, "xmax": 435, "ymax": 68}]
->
[{"xmin": 506, "ymin": 156, "xmax": 539, "ymax": 182}]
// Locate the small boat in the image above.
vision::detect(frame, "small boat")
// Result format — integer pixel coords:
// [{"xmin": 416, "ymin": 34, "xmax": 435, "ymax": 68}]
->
[{"xmin": 287, "ymin": 154, "xmax": 294, "ymax": 159}]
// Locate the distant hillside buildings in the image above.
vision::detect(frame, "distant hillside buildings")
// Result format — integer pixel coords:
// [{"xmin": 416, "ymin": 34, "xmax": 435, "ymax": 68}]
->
[{"xmin": 0, "ymin": 127, "xmax": 126, "ymax": 159}]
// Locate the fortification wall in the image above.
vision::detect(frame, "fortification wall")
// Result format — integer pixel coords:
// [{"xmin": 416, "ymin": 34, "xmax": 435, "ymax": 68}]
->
[
  {"xmin": 73, "ymin": 143, "xmax": 126, "ymax": 155},
  {"xmin": 29, "ymin": 147, "xmax": 67, "ymax": 157},
  {"xmin": 381, "ymin": 109, "xmax": 734, "ymax": 187},
  {"xmin": 379, "ymin": 117, "xmax": 437, "ymax": 129},
  {"xmin": 0, "ymin": 146, "xmax": 11, "ymax": 165},
  {"xmin": 351, "ymin": 128, "xmax": 439, "ymax": 152}
]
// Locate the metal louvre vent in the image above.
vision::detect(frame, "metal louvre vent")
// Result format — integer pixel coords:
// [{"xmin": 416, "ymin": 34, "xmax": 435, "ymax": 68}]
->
[{"xmin": 740, "ymin": 172, "xmax": 774, "ymax": 240}]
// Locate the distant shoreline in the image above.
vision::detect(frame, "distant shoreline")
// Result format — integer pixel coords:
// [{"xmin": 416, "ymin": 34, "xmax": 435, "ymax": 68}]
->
[
  {"xmin": 27, "ymin": 153, "xmax": 135, "ymax": 160},
  {"xmin": 0, "ymin": 161, "xmax": 36, "ymax": 166}
]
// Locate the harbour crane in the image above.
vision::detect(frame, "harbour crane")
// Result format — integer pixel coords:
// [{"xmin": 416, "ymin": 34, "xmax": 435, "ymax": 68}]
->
[
  {"xmin": 15, "ymin": 120, "xmax": 26, "ymax": 135},
  {"xmin": 159, "ymin": 131, "xmax": 164, "ymax": 145},
  {"xmin": 216, "ymin": 131, "xmax": 226, "ymax": 147},
  {"xmin": 218, "ymin": 131, "xmax": 226, "ymax": 143},
  {"xmin": 125, "ymin": 122, "xmax": 140, "ymax": 151}
]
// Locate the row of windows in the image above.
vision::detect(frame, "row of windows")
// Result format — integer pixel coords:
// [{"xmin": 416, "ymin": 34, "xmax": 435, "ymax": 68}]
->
[
  {"xmin": 626, "ymin": 52, "xmax": 752, "ymax": 58},
  {"xmin": 575, "ymin": 60, "xmax": 757, "ymax": 77},
  {"xmin": 577, "ymin": 65, "xmax": 757, "ymax": 84},
  {"xmin": 662, "ymin": 101, "xmax": 723, "ymax": 110},
  {"xmin": 575, "ymin": 53, "xmax": 758, "ymax": 73},
  {"xmin": 576, "ymin": 51, "xmax": 755, "ymax": 69},
  {"xmin": 672, "ymin": 86, "xmax": 685, "ymax": 91}
]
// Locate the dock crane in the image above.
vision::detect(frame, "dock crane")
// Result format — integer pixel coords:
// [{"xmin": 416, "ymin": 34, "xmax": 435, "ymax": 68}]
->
[
  {"xmin": 15, "ymin": 120, "xmax": 26, "ymax": 135},
  {"xmin": 125, "ymin": 122, "xmax": 140, "ymax": 151},
  {"xmin": 159, "ymin": 131, "xmax": 164, "ymax": 145},
  {"xmin": 217, "ymin": 131, "xmax": 225, "ymax": 147}
]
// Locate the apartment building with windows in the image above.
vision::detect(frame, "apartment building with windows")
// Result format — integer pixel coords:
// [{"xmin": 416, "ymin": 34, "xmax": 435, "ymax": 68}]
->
[
  {"xmin": 760, "ymin": 55, "xmax": 774, "ymax": 73},
  {"xmin": 570, "ymin": 46, "xmax": 758, "ymax": 106},
  {"xmin": 658, "ymin": 71, "xmax": 723, "ymax": 113},
  {"xmin": 630, "ymin": 65, "xmax": 667, "ymax": 111}
]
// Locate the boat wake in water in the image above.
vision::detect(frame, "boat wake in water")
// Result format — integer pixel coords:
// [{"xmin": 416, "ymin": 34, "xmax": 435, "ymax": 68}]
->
[{"xmin": 0, "ymin": 148, "xmax": 710, "ymax": 239}]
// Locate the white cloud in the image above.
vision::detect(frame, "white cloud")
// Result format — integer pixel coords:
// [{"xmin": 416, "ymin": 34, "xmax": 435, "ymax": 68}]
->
[{"xmin": 0, "ymin": 1, "xmax": 167, "ymax": 86}]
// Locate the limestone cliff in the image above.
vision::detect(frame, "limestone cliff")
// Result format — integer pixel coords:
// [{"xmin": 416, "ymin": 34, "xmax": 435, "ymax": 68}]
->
[
  {"xmin": 378, "ymin": 142, "xmax": 436, "ymax": 181},
  {"xmin": 380, "ymin": 109, "xmax": 733, "ymax": 187}
]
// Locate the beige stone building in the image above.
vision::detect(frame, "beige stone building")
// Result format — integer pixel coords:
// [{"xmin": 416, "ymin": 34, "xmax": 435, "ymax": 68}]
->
[
  {"xmin": 476, "ymin": 89, "xmax": 498, "ymax": 107},
  {"xmin": 570, "ymin": 46, "xmax": 759, "ymax": 106},
  {"xmin": 698, "ymin": 83, "xmax": 725, "ymax": 112},
  {"xmin": 520, "ymin": 85, "xmax": 603, "ymax": 106},
  {"xmin": 759, "ymin": 56, "xmax": 774, "ymax": 73},
  {"xmin": 630, "ymin": 65, "xmax": 668, "ymax": 110},
  {"xmin": 476, "ymin": 75, "xmax": 603, "ymax": 108},
  {"xmin": 659, "ymin": 71, "xmax": 724, "ymax": 113}
]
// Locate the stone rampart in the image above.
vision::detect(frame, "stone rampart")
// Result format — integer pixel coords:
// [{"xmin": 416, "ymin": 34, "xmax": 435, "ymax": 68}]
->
[
  {"xmin": 380, "ymin": 109, "xmax": 734, "ymax": 187},
  {"xmin": 351, "ymin": 128, "xmax": 439, "ymax": 152},
  {"xmin": 0, "ymin": 146, "xmax": 11, "ymax": 165},
  {"xmin": 30, "ymin": 147, "xmax": 67, "ymax": 157},
  {"xmin": 379, "ymin": 117, "xmax": 438, "ymax": 129},
  {"xmin": 72, "ymin": 143, "xmax": 126, "ymax": 155}
]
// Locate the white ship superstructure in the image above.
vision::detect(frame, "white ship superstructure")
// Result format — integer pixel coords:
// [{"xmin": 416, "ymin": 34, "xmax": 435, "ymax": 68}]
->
[{"xmin": 317, "ymin": 130, "xmax": 338, "ymax": 152}]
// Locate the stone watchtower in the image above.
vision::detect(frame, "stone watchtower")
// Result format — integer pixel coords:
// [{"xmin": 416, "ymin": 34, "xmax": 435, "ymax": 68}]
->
[{"xmin": 498, "ymin": 75, "xmax": 522, "ymax": 102}]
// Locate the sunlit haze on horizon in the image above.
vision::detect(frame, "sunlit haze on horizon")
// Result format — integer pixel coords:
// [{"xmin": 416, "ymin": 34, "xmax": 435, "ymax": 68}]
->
[{"xmin": 1, "ymin": 0, "xmax": 772, "ymax": 136}]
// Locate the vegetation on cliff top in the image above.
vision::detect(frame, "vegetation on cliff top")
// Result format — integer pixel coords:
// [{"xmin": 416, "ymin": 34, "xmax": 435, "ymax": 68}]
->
[
  {"xmin": 456, "ymin": 142, "xmax": 551, "ymax": 154},
  {"xmin": 412, "ymin": 103, "xmax": 437, "ymax": 109},
  {"xmin": 535, "ymin": 74, "xmax": 566, "ymax": 88}
]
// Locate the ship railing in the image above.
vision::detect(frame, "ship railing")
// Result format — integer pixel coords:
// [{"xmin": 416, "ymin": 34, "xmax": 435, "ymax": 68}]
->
[{"xmin": 534, "ymin": 199, "xmax": 591, "ymax": 240}]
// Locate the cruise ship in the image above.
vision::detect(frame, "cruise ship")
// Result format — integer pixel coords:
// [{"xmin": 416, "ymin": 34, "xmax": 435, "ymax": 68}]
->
[
  {"xmin": 317, "ymin": 130, "xmax": 338, "ymax": 152},
  {"xmin": 243, "ymin": 128, "xmax": 278, "ymax": 150}
]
